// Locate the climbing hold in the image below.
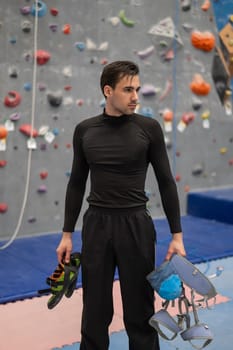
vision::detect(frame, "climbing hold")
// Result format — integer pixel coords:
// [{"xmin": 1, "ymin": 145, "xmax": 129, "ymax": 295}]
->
[
  {"xmin": 192, "ymin": 96, "xmax": 203, "ymax": 110},
  {"xmin": 35, "ymin": 50, "xmax": 51, "ymax": 65},
  {"xmin": 136, "ymin": 45, "xmax": 155, "ymax": 59},
  {"xmin": 108, "ymin": 16, "xmax": 120, "ymax": 26},
  {"xmin": 28, "ymin": 217, "xmax": 37, "ymax": 223},
  {"xmin": 201, "ymin": 110, "xmax": 210, "ymax": 128},
  {"xmin": 38, "ymin": 82, "xmax": 47, "ymax": 91},
  {"xmin": 161, "ymin": 108, "xmax": 173, "ymax": 132},
  {"xmin": 63, "ymin": 24, "xmax": 71, "ymax": 34},
  {"xmin": 192, "ymin": 164, "xmax": 204, "ymax": 176},
  {"xmin": 164, "ymin": 135, "xmax": 172, "ymax": 149},
  {"xmin": 0, "ymin": 160, "xmax": 7, "ymax": 167},
  {"xmin": 31, "ymin": 1, "xmax": 47, "ymax": 17},
  {"xmin": 162, "ymin": 49, "xmax": 174, "ymax": 61},
  {"xmin": 74, "ymin": 41, "xmax": 86, "ymax": 51},
  {"xmin": 50, "ymin": 7, "xmax": 59, "ymax": 16},
  {"xmin": 47, "ymin": 91, "xmax": 63, "ymax": 107},
  {"xmin": 182, "ymin": 23, "xmax": 193, "ymax": 32},
  {"xmin": 177, "ymin": 112, "xmax": 195, "ymax": 132},
  {"xmin": 24, "ymin": 82, "xmax": 32, "ymax": 91},
  {"xmin": 159, "ymin": 79, "xmax": 172, "ymax": 101},
  {"xmin": 44, "ymin": 131, "xmax": 55, "ymax": 144},
  {"xmin": 20, "ymin": 6, "xmax": 31, "ymax": 15},
  {"xmin": 8, "ymin": 66, "xmax": 19, "ymax": 78},
  {"xmin": 40, "ymin": 170, "xmax": 48, "ymax": 179},
  {"xmin": 49, "ymin": 24, "xmax": 58, "ymax": 32},
  {"xmin": 52, "ymin": 128, "xmax": 59, "ymax": 136},
  {"xmin": 190, "ymin": 74, "xmax": 211, "ymax": 96},
  {"xmin": 181, "ymin": 0, "xmax": 191, "ymax": 11},
  {"xmin": 64, "ymin": 85, "xmax": 72, "ymax": 91},
  {"xmin": 98, "ymin": 42, "xmax": 109, "ymax": 51},
  {"xmin": 19, "ymin": 124, "xmax": 38, "ymax": 137},
  {"xmin": 21, "ymin": 20, "xmax": 32, "ymax": 33},
  {"xmin": 37, "ymin": 184, "xmax": 47, "ymax": 193},
  {"xmin": 0, "ymin": 203, "xmax": 8, "ymax": 213},
  {"xmin": 24, "ymin": 51, "xmax": 33, "ymax": 62},
  {"xmin": 4, "ymin": 91, "xmax": 21, "ymax": 108},
  {"xmin": 0, "ymin": 126, "xmax": 8, "ymax": 139},
  {"xmin": 40, "ymin": 143, "xmax": 47, "ymax": 151},
  {"xmin": 140, "ymin": 107, "xmax": 155, "ymax": 118},
  {"xmin": 141, "ymin": 84, "xmax": 158, "ymax": 97},
  {"xmin": 76, "ymin": 99, "xmax": 84, "ymax": 106},
  {"xmin": 9, "ymin": 36, "xmax": 17, "ymax": 44},
  {"xmin": 148, "ymin": 18, "xmax": 183, "ymax": 50},
  {"xmin": 119, "ymin": 9, "xmax": 135, "ymax": 27},
  {"xmin": 175, "ymin": 174, "xmax": 181, "ymax": 182},
  {"xmin": 62, "ymin": 66, "xmax": 72, "ymax": 77},
  {"xmin": 219, "ymin": 147, "xmax": 227, "ymax": 154},
  {"xmin": 201, "ymin": 0, "xmax": 211, "ymax": 11},
  {"xmin": 63, "ymin": 96, "xmax": 73, "ymax": 106},
  {"xmin": 38, "ymin": 125, "xmax": 50, "ymax": 136},
  {"xmin": 182, "ymin": 112, "xmax": 195, "ymax": 124},
  {"xmin": 191, "ymin": 30, "xmax": 215, "ymax": 52}
]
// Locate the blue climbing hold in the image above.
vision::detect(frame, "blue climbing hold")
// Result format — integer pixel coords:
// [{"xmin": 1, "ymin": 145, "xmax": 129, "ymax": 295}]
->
[{"xmin": 31, "ymin": 1, "xmax": 47, "ymax": 17}]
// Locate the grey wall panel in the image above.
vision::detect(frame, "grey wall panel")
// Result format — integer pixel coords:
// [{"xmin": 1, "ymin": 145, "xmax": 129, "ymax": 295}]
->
[{"xmin": 0, "ymin": 0, "xmax": 232, "ymax": 239}]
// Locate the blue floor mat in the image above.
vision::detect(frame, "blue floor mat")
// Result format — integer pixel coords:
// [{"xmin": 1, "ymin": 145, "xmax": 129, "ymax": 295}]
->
[{"xmin": 1, "ymin": 215, "xmax": 233, "ymax": 304}]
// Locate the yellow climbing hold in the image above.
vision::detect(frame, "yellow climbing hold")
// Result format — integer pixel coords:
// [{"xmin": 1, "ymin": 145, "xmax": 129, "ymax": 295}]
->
[
  {"xmin": 119, "ymin": 9, "xmax": 135, "ymax": 27},
  {"xmin": 219, "ymin": 147, "xmax": 227, "ymax": 154},
  {"xmin": 201, "ymin": 110, "xmax": 210, "ymax": 119}
]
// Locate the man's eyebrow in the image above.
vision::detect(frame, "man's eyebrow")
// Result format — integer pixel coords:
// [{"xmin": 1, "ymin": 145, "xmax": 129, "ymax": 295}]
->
[{"xmin": 124, "ymin": 86, "xmax": 141, "ymax": 91}]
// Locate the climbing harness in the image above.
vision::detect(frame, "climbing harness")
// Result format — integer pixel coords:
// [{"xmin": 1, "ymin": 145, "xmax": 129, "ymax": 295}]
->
[{"xmin": 147, "ymin": 254, "xmax": 217, "ymax": 349}]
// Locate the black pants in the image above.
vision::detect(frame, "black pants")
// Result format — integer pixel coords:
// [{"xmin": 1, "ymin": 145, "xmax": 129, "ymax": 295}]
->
[{"xmin": 79, "ymin": 206, "xmax": 160, "ymax": 350}]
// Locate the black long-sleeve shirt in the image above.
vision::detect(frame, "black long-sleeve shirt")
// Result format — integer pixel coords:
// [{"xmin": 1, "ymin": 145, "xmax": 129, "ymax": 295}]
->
[{"xmin": 63, "ymin": 111, "xmax": 182, "ymax": 233}]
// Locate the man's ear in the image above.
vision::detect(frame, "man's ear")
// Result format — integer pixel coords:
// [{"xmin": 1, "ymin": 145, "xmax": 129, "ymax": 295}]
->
[{"xmin": 103, "ymin": 85, "xmax": 112, "ymax": 97}]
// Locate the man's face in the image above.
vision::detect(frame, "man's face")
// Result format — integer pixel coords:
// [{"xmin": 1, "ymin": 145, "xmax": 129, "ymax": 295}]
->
[{"xmin": 104, "ymin": 75, "xmax": 140, "ymax": 116}]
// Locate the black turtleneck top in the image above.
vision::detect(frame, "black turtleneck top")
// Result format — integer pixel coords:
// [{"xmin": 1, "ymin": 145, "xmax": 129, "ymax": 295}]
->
[{"xmin": 63, "ymin": 112, "xmax": 182, "ymax": 233}]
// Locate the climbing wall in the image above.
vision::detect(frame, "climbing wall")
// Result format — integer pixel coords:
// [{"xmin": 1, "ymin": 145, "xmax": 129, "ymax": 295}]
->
[{"xmin": 0, "ymin": 0, "xmax": 233, "ymax": 240}]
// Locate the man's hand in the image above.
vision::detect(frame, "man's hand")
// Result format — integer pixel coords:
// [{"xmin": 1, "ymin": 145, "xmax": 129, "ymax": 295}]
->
[
  {"xmin": 56, "ymin": 232, "xmax": 73, "ymax": 263},
  {"xmin": 165, "ymin": 232, "xmax": 186, "ymax": 261}
]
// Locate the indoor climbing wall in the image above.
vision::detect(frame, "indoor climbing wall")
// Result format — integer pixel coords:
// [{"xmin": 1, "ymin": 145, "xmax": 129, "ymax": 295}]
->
[{"xmin": 0, "ymin": 0, "xmax": 233, "ymax": 239}]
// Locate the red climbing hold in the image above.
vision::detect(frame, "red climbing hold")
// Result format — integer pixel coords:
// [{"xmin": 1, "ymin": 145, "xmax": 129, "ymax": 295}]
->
[
  {"xmin": 4, "ymin": 91, "xmax": 21, "ymax": 107},
  {"xmin": 0, "ymin": 160, "xmax": 7, "ymax": 167},
  {"xmin": 35, "ymin": 50, "xmax": 51, "ymax": 65},
  {"xmin": 19, "ymin": 124, "xmax": 38, "ymax": 137},
  {"xmin": 40, "ymin": 170, "xmax": 48, "ymax": 179},
  {"xmin": 50, "ymin": 7, "xmax": 59, "ymax": 16},
  {"xmin": 0, "ymin": 203, "xmax": 8, "ymax": 213}
]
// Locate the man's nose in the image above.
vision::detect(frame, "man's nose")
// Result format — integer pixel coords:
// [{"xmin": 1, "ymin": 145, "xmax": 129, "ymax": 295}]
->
[{"xmin": 132, "ymin": 90, "xmax": 138, "ymax": 100}]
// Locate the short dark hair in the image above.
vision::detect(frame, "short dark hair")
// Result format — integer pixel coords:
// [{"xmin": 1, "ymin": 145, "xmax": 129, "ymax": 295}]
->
[{"xmin": 100, "ymin": 60, "xmax": 139, "ymax": 95}]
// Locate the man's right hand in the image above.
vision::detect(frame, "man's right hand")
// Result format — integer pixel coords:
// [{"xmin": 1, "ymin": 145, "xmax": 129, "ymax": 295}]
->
[{"xmin": 56, "ymin": 232, "xmax": 73, "ymax": 263}]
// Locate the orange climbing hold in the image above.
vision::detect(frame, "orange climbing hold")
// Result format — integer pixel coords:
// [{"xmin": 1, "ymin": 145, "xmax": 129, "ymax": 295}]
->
[
  {"xmin": 201, "ymin": 0, "xmax": 211, "ymax": 11},
  {"xmin": 0, "ymin": 125, "xmax": 8, "ymax": 139},
  {"xmin": 191, "ymin": 30, "xmax": 215, "ymax": 52},
  {"xmin": 162, "ymin": 109, "xmax": 173, "ymax": 122},
  {"xmin": 19, "ymin": 124, "xmax": 38, "ymax": 138},
  {"xmin": 190, "ymin": 74, "xmax": 211, "ymax": 96},
  {"xmin": 63, "ymin": 24, "xmax": 71, "ymax": 34}
]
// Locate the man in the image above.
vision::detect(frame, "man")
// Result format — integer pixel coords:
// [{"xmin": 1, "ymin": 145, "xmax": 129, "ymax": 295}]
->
[{"xmin": 56, "ymin": 60, "xmax": 186, "ymax": 350}]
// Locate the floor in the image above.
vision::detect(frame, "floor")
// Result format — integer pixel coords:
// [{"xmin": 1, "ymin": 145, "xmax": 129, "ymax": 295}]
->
[{"xmin": 0, "ymin": 256, "xmax": 232, "ymax": 350}]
